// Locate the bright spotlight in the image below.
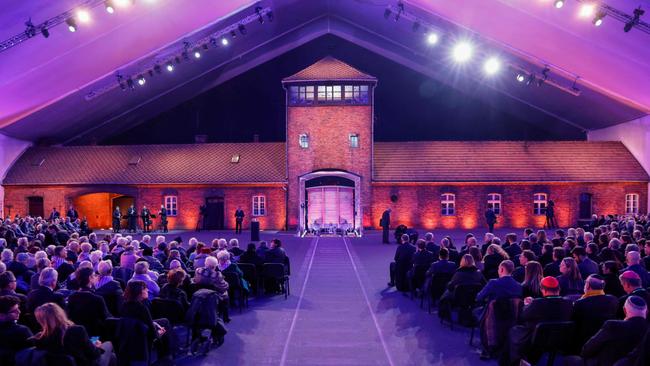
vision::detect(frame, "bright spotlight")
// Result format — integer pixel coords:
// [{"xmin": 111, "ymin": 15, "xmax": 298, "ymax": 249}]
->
[
  {"xmin": 105, "ymin": 0, "xmax": 115, "ymax": 14},
  {"xmin": 483, "ymin": 57, "xmax": 501, "ymax": 75},
  {"xmin": 451, "ymin": 42, "xmax": 473, "ymax": 63},
  {"xmin": 194, "ymin": 50, "xmax": 201, "ymax": 59},
  {"xmin": 221, "ymin": 37, "xmax": 229, "ymax": 46},
  {"xmin": 166, "ymin": 63, "xmax": 174, "ymax": 72},
  {"xmin": 426, "ymin": 33, "xmax": 439, "ymax": 45},
  {"xmin": 66, "ymin": 18, "xmax": 77, "ymax": 32},
  {"xmin": 593, "ymin": 12, "xmax": 606, "ymax": 26},
  {"xmin": 516, "ymin": 74, "xmax": 526, "ymax": 83},
  {"xmin": 114, "ymin": 0, "xmax": 131, "ymax": 7},
  {"xmin": 554, "ymin": 0, "xmax": 564, "ymax": 9},
  {"xmin": 76, "ymin": 9, "xmax": 91, "ymax": 23},
  {"xmin": 137, "ymin": 75, "xmax": 146, "ymax": 86},
  {"xmin": 579, "ymin": 3, "xmax": 596, "ymax": 18}
]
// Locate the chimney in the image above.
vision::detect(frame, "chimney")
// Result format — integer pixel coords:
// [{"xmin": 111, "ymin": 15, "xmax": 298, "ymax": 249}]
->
[
  {"xmin": 194, "ymin": 134, "xmax": 208, "ymax": 144},
  {"xmin": 253, "ymin": 134, "xmax": 260, "ymax": 143}
]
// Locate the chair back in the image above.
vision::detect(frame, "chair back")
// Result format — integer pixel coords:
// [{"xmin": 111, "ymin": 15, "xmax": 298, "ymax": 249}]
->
[
  {"xmin": 453, "ymin": 284, "xmax": 483, "ymax": 308},
  {"xmin": 112, "ymin": 267, "xmax": 133, "ymax": 283},
  {"xmin": 151, "ymin": 298, "xmax": 185, "ymax": 324},
  {"xmin": 480, "ymin": 297, "xmax": 522, "ymax": 349},
  {"xmin": 284, "ymin": 256, "xmax": 291, "ymax": 275},
  {"xmin": 238, "ymin": 263, "xmax": 257, "ymax": 284},
  {"xmin": 115, "ymin": 317, "xmax": 150, "ymax": 365},
  {"xmin": 263, "ymin": 263, "xmax": 287, "ymax": 279},
  {"xmin": 430, "ymin": 272, "xmax": 453, "ymax": 300},
  {"xmin": 529, "ymin": 321, "xmax": 576, "ymax": 361},
  {"xmin": 224, "ymin": 272, "xmax": 243, "ymax": 290}
]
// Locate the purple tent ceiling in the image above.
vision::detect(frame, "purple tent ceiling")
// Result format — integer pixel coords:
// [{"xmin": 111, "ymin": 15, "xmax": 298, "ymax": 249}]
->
[{"xmin": 0, "ymin": 0, "xmax": 648, "ymax": 143}]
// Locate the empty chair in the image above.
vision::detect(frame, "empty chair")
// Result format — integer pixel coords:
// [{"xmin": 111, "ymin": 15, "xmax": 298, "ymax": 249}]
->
[
  {"xmin": 424, "ymin": 272, "xmax": 454, "ymax": 313},
  {"xmin": 526, "ymin": 321, "xmax": 576, "ymax": 366}
]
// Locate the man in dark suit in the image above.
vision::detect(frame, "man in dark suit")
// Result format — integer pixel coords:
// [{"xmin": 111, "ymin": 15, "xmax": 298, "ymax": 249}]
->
[
  {"xmin": 476, "ymin": 260, "xmax": 523, "ymax": 303},
  {"xmin": 623, "ymin": 251, "xmax": 650, "ymax": 288},
  {"xmin": 127, "ymin": 204, "xmax": 137, "ymax": 233},
  {"xmin": 264, "ymin": 239, "xmax": 287, "ymax": 264},
  {"xmin": 67, "ymin": 268, "xmax": 111, "ymax": 337},
  {"xmin": 425, "ymin": 248, "xmax": 457, "ymax": 277},
  {"xmin": 543, "ymin": 247, "xmax": 565, "ymax": 277},
  {"xmin": 235, "ymin": 206, "xmax": 245, "ymax": 234},
  {"xmin": 507, "ymin": 276, "xmax": 573, "ymax": 365},
  {"xmin": 618, "ymin": 270, "xmax": 650, "ymax": 318},
  {"xmin": 581, "ymin": 296, "xmax": 648, "ymax": 366},
  {"xmin": 66, "ymin": 205, "xmax": 79, "ymax": 221},
  {"xmin": 48, "ymin": 207, "xmax": 60, "ymax": 221},
  {"xmin": 388, "ymin": 234, "xmax": 415, "ymax": 290},
  {"xmin": 485, "ymin": 207, "xmax": 497, "ymax": 233},
  {"xmin": 112, "ymin": 206, "xmax": 121, "ymax": 233},
  {"xmin": 141, "ymin": 205, "xmax": 151, "ymax": 233},
  {"xmin": 423, "ymin": 232, "xmax": 440, "ymax": 260},
  {"xmin": 26, "ymin": 268, "xmax": 65, "ymax": 312},
  {"xmin": 380, "ymin": 208, "xmax": 391, "ymax": 244},
  {"xmin": 572, "ymin": 275, "xmax": 619, "ymax": 346},
  {"xmin": 0, "ymin": 295, "xmax": 33, "ymax": 366},
  {"xmin": 158, "ymin": 205, "xmax": 168, "ymax": 233},
  {"xmin": 572, "ymin": 246, "xmax": 599, "ymax": 280}
]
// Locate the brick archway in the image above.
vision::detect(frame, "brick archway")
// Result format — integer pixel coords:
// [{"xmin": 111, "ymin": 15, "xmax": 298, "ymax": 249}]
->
[{"xmin": 71, "ymin": 191, "xmax": 135, "ymax": 230}]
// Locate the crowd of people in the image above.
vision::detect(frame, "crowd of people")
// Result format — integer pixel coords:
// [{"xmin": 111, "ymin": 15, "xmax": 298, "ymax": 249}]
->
[
  {"xmin": 389, "ymin": 214, "xmax": 650, "ymax": 365},
  {"xmin": 0, "ymin": 214, "xmax": 289, "ymax": 366}
]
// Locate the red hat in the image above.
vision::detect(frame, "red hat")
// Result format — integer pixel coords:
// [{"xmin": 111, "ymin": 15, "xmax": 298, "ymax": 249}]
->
[
  {"xmin": 540, "ymin": 276, "xmax": 559, "ymax": 289},
  {"xmin": 621, "ymin": 270, "xmax": 641, "ymax": 280}
]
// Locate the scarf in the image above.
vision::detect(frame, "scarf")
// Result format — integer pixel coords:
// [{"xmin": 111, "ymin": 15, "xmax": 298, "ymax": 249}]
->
[{"xmin": 581, "ymin": 289, "xmax": 605, "ymax": 299}]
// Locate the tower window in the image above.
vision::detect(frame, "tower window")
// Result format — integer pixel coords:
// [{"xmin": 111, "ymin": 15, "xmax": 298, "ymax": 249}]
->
[
  {"xmin": 349, "ymin": 134, "xmax": 359, "ymax": 148},
  {"xmin": 299, "ymin": 134, "xmax": 309, "ymax": 149},
  {"xmin": 289, "ymin": 86, "xmax": 314, "ymax": 105}
]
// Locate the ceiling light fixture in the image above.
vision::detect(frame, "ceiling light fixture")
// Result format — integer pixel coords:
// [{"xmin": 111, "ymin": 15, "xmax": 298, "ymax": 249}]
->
[
  {"xmin": 426, "ymin": 32, "xmax": 439, "ymax": 45},
  {"xmin": 554, "ymin": 0, "xmax": 564, "ymax": 9},
  {"xmin": 483, "ymin": 57, "xmax": 501, "ymax": 75},
  {"xmin": 593, "ymin": 12, "xmax": 606, "ymax": 26},
  {"xmin": 451, "ymin": 41, "xmax": 473, "ymax": 63}
]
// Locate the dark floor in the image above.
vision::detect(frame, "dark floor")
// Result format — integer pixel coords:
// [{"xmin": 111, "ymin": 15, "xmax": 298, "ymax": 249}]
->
[{"xmin": 113, "ymin": 229, "xmax": 509, "ymax": 365}]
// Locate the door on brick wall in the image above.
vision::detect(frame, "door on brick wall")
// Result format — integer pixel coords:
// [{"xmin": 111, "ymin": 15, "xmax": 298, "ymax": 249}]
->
[
  {"xmin": 27, "ymin": 196, "xmax": 44, "ymax": 217},
  {"xmin": 579, "ymin": 193, "xmax": 593, "ymax": 219},
  {"xmin": 306, "ymin": 186, "xmax": 354, "ymax": 230},
  {"xmin": 205, "ymin": 196, "xmax": 225, "ymax": 230}
]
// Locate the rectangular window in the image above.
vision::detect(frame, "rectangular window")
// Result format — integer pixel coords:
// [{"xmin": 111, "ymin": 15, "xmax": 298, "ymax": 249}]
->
[
  {"xmin": 164, "ymin": 196, "xmax": 178, "ymax": 216},
  {"xmin": 333, "ymin": 85, "xmax": 341, "ymax": 100},
  {"xmin": 487, "ymin": 193, "xmax": 501, "ymax": 215},
  {"xmin": 441, "ymin": 193, "xmax": 455, "ymax": 216},
  {"xmin": 533, "ymin": 193, "xmax": 547, "ymax": 215},
  {"xmin": 349, "ymin": 134, "xmax": 359, "ymax": 148},
  {"xmin": 626, "ymin": 193, "xmax": 639, "ymax": 215},
  {"xmin": 299, "ymin": 134, "xmax": 309, "ymax": 149},
  {"xmin": 289, "ymin": 86, "xmax": 314, "ymax": 105},
  {"xmin": 344, "ymin": 85, "xmax": 353, "ymax": 101},
  {"xmin": 289, "ymin": 86, "xmax": 299, "ymax": 104},
  {"xmin": 252, "ymin": 195, "xmax": 266, "ymax": 216}
]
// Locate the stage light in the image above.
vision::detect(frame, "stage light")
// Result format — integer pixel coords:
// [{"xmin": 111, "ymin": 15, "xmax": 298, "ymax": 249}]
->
[
  {"xmin": 384, "ymin": 8, "xmax": 391, "ymax": 20},
  {"xmin": 451, "ymin": 41, "xmax": 473, "ymax": 63},
  {"xmin": 166, "ymin": 62, "xmax": 174, "ymax": 72},
  {"xmin": 624, "ymin": 7, "xmax": 644, "ymax": 33},
  {"xmin": 41, "ymin": 25, "xmax": 50, "ymax": 38},
  {"xmin": 230, "ymin": 30, "xmax": 237, "ymax": 39},
  {"xmin": 525, "ymin": 74, "xmax": 536, "ymax": 86},
  {"xmin": 148, "ymin": 70, "xmax": 154, "ymax": 78},
  {"xmin": 554, "ymin": 0, "xmax": 564, "ymax": 9},
  {"xmin": 221, "ymin": 37, "xmax": 229, "ymax": 46},
  {"xmin": 66, "ymin": 18, "xmax": 77, "ymax": 32},
  {"xmin": 126, "ymin": 78, "xmax": 134, "ymax": 90},
  {"xmin": 76, "ymin": 9, "xmax": 91, "ymax": 23},
  {"xmin": 593, "ymin": 12, "xmax": 606, "ymax": 26},
  {"xmin": 238, "ymin": 24, "xmax": 247, "ymax": 35},
  {"xmin": 395, "ymin": 2, "xmax": 404, "ymax": 21},
  {"xmin": 255, "ymin": 6, "xmax": 264, "ymax": 24},
  {"xmin": 537, "ymin": 67, "xmax": 550, "ymax": 86},
  {"xmin": 193, "ymin": 50, "xmax": 201, "ymax": 59},
  {"xmin": 483, "ymin": 57, "xmax": 501, "ymax": 75},
  {"xmin": 267, "ymin": 10, "xmax": 274, "ymax": 22},
  {"xmin": 426, "ymin": 32, "xmax": 439, "ymax": 45},
  {"xmin": 153, "ymin": 64, "xmax": 161, "ymax": 74},
  {"xmin": 202, "ymin": 43, "xmax": 209, "ymax": 51},
  {"xmin": 579, "ymin": 3, "xmax": 596, "ymax": 18},
  {"xmin": 137, "ymin": 75, "xmax": 145, "ymax": 86},
  {"xmin": 412, "ymin": 21, "xmax": 420, "ymax": 32},
  {"xmin": 516, "ymin": 74, "xmax": 526, "ymax": 82},
  {"xmin": 105, "ymin": 0, "xmax": 115, "ymax": 14},
  {"xmin": 24, "ymin": 20, "xmax": 36, "ymax": 38},
  {"xmin": 114, "ymin": 0, "xmax": 131, "ymax": 7}
]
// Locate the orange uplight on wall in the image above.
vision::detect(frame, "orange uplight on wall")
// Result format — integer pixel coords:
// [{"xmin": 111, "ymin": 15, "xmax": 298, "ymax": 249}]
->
[{"xmin": 462, "ymin": 215, "xmax": 477, "ymax": 229}]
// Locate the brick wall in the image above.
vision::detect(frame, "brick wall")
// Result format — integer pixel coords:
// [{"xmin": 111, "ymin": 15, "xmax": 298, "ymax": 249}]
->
[
  {"xmin": 286, "ymin": 105, "xmax": 373, "ymax": 229},
  {"xmin": 3, "ymin": 184, "xmax": 287, "ymax": 230},
  {"xmin": 370, "ymin": 182, "xmax": 648, "ymax": 230}
]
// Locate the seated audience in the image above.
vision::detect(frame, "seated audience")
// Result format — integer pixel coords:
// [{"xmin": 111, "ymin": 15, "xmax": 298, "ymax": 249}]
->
[
  {"xmin": 512, "ymin": 250, "xmax": 536, "ymax": 283},
  {"xmin": 601, "ymin": 260, "xmax": 625, "ymax": 298},
  {"xmin": 572, "ymin": 274, "xmax": 619, "ymax": 346},
  {"xmin": 521, "ymin": 261, "xmax": 543, "ymax": 298},
  {"xmin": 66, "ymin": 267, "xmax": 111, "ymax": 338},
  {"xmin": 26, "ymin": 268, "xmax": 65, "ymax": 313},
  {"xmin": 425, "ymin": 248, "xmax": 456, "ymax": 277},
  {"xmin": 556, "ymin": 257, "xmax": 584, "ymax": 296},
  {"xmin": 476, "ymin": 260, "xmax": 522, "ymax": 304},
  {"xmin": 0, "ymin": 295, "xmax": 33, "ymax": 366},
  {"xmin": 618, "ymin": 270, "xmax": 650, "ymax": 318},
  {"xmin": 572, "ymin": 246, "xmax": 599, "ymax": 280},
  {"xmin": 622, "ymin": 251, "xmax": 650, "ymax": 288},
  {"xmin": 94, "ymin": 260, "xmax": 123, "ymax": 317},
  {"xmin": 239, "ymin": 243, "xmax": 264, "ymax": 268},
  {"xmin": 264, "ymin": 239, "xmax": 287, "ymax": 264},
  {"xmin": 389, "ymin": 234, "xmax": 415, "ymax": 290},
  {"xmin": 159, "ymin": 268, "xmax": 190, "ymax": 311},
  {"xmin": 543, "ymin": 247, "xmax": 564, "ymax": 277},
  {"xmin": 128, "ymin": 261, "xmax": 159, "ymax": 300}
]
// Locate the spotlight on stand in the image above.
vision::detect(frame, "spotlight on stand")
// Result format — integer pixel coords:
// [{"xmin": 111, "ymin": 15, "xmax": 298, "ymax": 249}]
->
[
  {"xmin": 153, "ymin": 64, "xmax": 161, "ymax": 74},
  {"xmin": 126, "ymin": 78, "xmax": 134, "ymax": 90},
  {"xmin": 66, "ymin": 18, "xmax": 77, "ymax": 32},
  {"xmin": 526, "ymin": 73, "xmax": 536, "ymax": 86},
  {"xmin": 593, "ymin": 12, "xmax": 606, "ymax": 26},
  {"xmin": 221, "ymin": 37, "xmax": 229, "ymax": 46},
  {"xmin": 137, "ymin": 74, "xmax": 146, "ymax": 86},
  {"xmin": 426, "ymin": 32, "xmax": 439, "ymax": 45},
  {"xmin": 255, "ymin": 6, "xmax": 264, "ymax": 24},
  {"xmin": 624, "ymin": 7, "xmax": 644, "ymax": 32},
  {"xmin": 537, "ymin": 67, "xmax": 550, "ymax": 86},
  {"xmin": 24, "ymin": 19, "xmax": 36, "ymax": 38},
  {"xmin": 193, "ymin": 49, "xmax": 201, "ymax": 59},
  {"xmin": 451, "ymin": 41, "xmax": 473, "ymax": 63},
  {"xmin": 395, "ymin": 1, "xmax": 404, "ymax": 21},
  {"xmin": 76, "ymin": 9, "xmax": 91, "ymax": 23},
  {"xmin": 483, "ymin": 57, "xmax": 501, "ymax": 75},
  {"xmin": 230, "ymin": 30, "xmax": 237, "ymax": 39},
  {"xmin": 266, "ymin": 10, "xmax": 274, "ymax": 22},
  {"xmin": 41, "ymin": 24, "xmax": 50, "ymax": 38},
  {"xmin": 238, "ymin": 24, "xmax": 247, "ymax": 35},
  {"xmin": 554, "ymin": 0, "xmax": 564, "ymax": 9},
  {"xmin": 516, "ymin": 73, "xmax": 526, "ymax": 83},
  {"xmin": 166, "ymin": 62, "xmax": 174, "ymax": 72}
]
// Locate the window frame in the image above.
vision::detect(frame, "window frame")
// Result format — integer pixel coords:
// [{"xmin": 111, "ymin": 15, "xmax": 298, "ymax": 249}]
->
[
  {"xmin": 626, "ymin": 193, "xmax": 640, "ymax": 215},
  {"xmin": 299, "ymin": 134, "xmax": 309, "ymax": 149},
  {"xmin": 349, "ymin": 133, "xmax": 359, "ymax": 148},
  {"xmin": 164, "ymin": 195, "xmax": 178, "ymax": 217},
  {"xmin": 533, "ymin": 193, "xmax": 547, "ymax": 216},
  {"xmin": 441, "ymin": 193, "xmax": 456, "ymax": 216},
  {"xmin": 252, "ymin": 195, "xmax": 266, "ymax": 217},
  {"xmin": 487, "ymin": 193, "xmax": 502, "ymax": 215}
]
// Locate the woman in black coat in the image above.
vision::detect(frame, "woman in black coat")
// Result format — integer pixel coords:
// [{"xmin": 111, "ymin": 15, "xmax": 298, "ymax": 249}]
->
[
  {"xmin": 159, "ymin": 268, "xmax": 190, "ymax": 311},
  {"xmin": 446, "ymin": 254, "xmax": 487, "ymax": 292}
]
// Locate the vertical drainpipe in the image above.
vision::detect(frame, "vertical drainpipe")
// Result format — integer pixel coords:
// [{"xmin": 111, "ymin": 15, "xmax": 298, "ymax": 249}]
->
[{"xmin": 282, "ymin": 82, "xmax": 290, "ymax": 232}]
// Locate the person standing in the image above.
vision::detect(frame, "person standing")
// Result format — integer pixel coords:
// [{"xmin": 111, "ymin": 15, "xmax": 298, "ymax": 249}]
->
[
  {"xmin": 158, "ymin": 205, "xmax": 168, "ymax": 233},
  {"xmin": 485, "ymin": 207, "xmax": 497, "ymax": 233},
  {"xmin": 112, "ymin": 206, "xmax": 121, "ymax": 233},
  {"xmin": 48, "ymin": 207, "xmax": 60, "ymax": 221},
  {"xmin": 545, "ymin": 200, "xmax": 556, "ymax": 229},
  {"xmin": 127, "ymin": 205, "xmax": 137, "ymax": 233},
  {"xmin": 66, "ymin": 205, "xmax": 79, "ymax": 221},
  {"xmin": 235, "ymin": 206, "xmax": 245, "ymax": 234},
  {"xmin": 141, "ymin": 205, "xmax": 151, "ymax": 233},
  {"xmin": 380, "ymin": 208, "xmax": 391, "ymax": 244}
]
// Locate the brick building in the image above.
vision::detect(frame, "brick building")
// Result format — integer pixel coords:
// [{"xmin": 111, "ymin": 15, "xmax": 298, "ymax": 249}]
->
[{"xmin": 2, "ymin": 57, "xmax": 648, "ymax": 232}]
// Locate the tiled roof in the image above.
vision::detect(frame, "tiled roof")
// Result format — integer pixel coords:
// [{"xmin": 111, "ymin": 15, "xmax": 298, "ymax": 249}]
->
[
  {"xmin": 282, "ymin": 56, "xmax": 376, "ymax": 82},
  {"xmin": 4, "ymin": 143, "xmax": 286, "ymax": 185},
  {"xmin": 373, "ymin": 141, "xmax": 649, "ymax": 182}
]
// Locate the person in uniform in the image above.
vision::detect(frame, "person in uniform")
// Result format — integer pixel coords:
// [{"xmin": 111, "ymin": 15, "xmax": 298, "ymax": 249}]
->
[
  {"xmin": 112, "ymin": 206, "xmax": 121, "ymax": 233},
  {"xmin": 380, "ymin": 208, "xmax": 391, "ymax": 244},
  {"xmin": 127, "ymin": 205, "xmax": 137, "ymax": 233},
  {"xmin": 141, "ymin": 205, "xmax": 151, "ymax": 233},
  {"xmin": 235, "ymin": 206, "xmax": 245, "ymax": 234},
  {"xmin": 159, "ymin": 205, "xmax": 168, "ymax": 233}
]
